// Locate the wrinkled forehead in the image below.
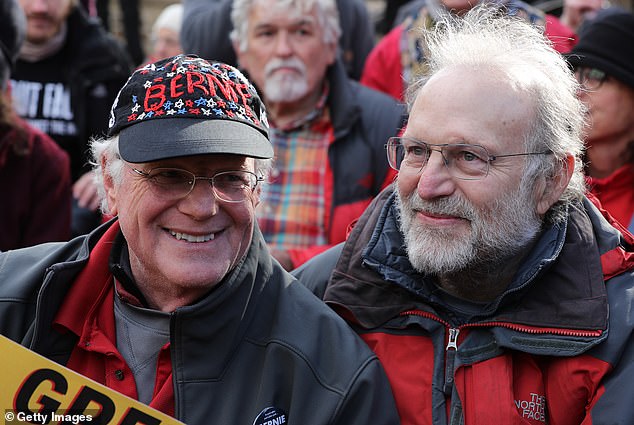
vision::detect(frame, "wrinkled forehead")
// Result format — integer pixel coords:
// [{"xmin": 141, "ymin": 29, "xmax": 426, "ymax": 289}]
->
[{"xmin": 409, "ymin": 66, "xmax": 536, "ymax": 150}]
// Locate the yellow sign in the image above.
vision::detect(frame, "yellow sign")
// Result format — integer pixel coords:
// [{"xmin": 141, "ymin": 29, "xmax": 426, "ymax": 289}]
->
[{"xmin": 0, "ymin": 335, "xmax": 183, "ymax": 425}]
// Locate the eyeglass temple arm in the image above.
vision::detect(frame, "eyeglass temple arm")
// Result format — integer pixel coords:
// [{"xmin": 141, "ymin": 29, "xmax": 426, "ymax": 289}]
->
[{"xmin": 490, "ymin": 150, "xmax": 553, "ymax": 160}]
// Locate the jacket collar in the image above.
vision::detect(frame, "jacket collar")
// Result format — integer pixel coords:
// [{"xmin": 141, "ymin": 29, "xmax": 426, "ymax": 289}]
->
[
  {"xmin": 324, "ymin": 187, "xmax": 616, "ymax": 337},
  {"xmin": 31, "ymin": 218, "xmax": 276, "ymax": 374},
  {"xmin": 326, "ymin": 58, "xmax": 361, "ymax": 140},
  {"xmin": 158, "ymin": 224, "xmax": 276, "ymax": 379}
]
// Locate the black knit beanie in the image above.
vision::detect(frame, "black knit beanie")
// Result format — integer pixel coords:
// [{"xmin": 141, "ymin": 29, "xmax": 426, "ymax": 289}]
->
[{"xmin": 566, "ymin": 8, "xmax": 634, "ymax": 90}]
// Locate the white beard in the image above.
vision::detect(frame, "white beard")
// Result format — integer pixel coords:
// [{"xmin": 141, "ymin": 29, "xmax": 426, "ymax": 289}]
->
[
  {"xmin": 263, "ymin": 57, "xmax": 309, "ymax": 103},
  {"xmin": 396, "ymin": 185, "xmax": 542, "ymax": 275}
]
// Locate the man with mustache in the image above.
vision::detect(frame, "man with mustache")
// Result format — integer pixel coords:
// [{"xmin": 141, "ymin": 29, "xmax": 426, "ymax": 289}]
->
[
  {"xmin": 294, "ymin": 6, "xmax": 634, "ymax": 424},
  {"xmin": 182, "ymin": 0, "xmax": 374, "ymax": 82},
  {"xmin": 230, "ymin": 0, "xmax": 407, "ymax": 270},
  {"xmin": 10, "ymin": 0, "xmax": 132, "ymax": 238}
]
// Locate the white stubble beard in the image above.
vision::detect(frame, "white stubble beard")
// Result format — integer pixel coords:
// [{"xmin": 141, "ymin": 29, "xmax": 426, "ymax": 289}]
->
[{"xmin": 396, "ymin": 184, "xmax": 543, "ymax": 276}]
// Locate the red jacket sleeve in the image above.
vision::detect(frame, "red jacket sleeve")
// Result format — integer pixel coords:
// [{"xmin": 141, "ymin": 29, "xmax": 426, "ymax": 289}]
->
[
  {"xmin": 360, "ymin": 25, "xmax": 406, "ymax": 101},
  {"xmin": 545, "ymin": 14, "xmax": 577, "ymax": 53}
]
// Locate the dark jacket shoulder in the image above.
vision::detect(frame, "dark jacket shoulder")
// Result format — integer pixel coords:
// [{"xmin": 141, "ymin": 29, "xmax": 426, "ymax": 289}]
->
[
  {"xmin": 65, "ymin": 6, "xmax": 133, "ymax": 76},
  {"xmin": 328, "ymin": 59, "xmax": 406, "ymax": 141}
]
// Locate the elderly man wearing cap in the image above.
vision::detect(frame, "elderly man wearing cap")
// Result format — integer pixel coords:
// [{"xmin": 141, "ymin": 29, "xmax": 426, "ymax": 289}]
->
[
  {"xmin": 566, "ymin": 8, "xmax": 634, "ymax": 233},
  {"xmin": 0, "ymin": 54, "xmax": 399, "ymax": 424}
]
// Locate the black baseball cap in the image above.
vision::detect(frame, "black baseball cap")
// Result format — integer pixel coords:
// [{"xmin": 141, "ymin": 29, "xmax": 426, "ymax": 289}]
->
[{"xmin": 108, "ymin": 54, "xmax": 273, "ymax": 163}]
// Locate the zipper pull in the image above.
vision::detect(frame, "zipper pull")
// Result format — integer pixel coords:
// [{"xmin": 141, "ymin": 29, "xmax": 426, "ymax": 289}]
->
[
  {"xmin": 444, "ymin": 328, "xmax": 460, "ymax": 396},
  {"xmin": 446, "ymin": 328, "xmax": 459, "ymax": 350}
]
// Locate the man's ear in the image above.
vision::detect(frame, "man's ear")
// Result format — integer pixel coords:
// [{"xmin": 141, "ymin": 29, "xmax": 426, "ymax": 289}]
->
[
  {"xmin": 536, "ymin": 153, "xmax": 575, "ymax": 215},
  {"xmin": 102, "ymin": 156, "xmax": 119, "ymax": 216}
]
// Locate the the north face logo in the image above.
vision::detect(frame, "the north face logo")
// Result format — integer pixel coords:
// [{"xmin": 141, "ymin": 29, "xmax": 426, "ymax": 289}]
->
[{"xmin": 514, "ymin": 392, "xmax": 546, "ymax": 423}]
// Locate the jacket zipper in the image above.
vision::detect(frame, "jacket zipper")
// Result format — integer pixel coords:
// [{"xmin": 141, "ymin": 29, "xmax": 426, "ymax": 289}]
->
[
  {"xmin": 398, "ymin": 309, "xmax": 603, "ymax": 423},
  {"xmin": 400, "ymin": 309, "xmax": 603, "ymax": 338},
  {"xmin": 400, "ymin": 310, "xmax": 603, "ymax": 395},
  {"xmin": 444, "ymin": 327, "xmax": 459, "ymax": 396}
]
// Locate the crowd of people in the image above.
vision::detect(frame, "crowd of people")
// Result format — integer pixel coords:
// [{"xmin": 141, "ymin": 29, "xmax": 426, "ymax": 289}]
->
[{"xmin": 1, "ymin": 0, "xmax": 634, "ymax": 424}]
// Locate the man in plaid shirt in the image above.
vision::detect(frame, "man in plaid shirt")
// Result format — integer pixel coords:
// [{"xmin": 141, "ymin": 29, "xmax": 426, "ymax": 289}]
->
[{"xmin": 231, "ymin": 0, "xmax": 407, "ymax": 269}]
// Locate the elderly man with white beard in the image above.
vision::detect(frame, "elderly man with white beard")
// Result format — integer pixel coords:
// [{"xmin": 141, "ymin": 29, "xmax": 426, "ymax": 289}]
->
[
  {"xmin": 230, "ymin": 0, "xmax": 407, "ymax": 271},
  {"xmin": 294, "ymin": 5, "xmax": 634, "ymax": 425}
]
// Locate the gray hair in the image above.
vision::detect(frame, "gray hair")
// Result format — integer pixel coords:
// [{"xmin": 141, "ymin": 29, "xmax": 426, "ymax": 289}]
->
[
  {"xmin": 151, "ymin": 3, "xmax": 183, "ymax": 38},
  {"xmin": 406, "ymin": 4, "xmax": 587, "ymax": 223},
  {"xmin": 230, "ymin": 0, "xmax": 341, "ymax": 53},
  {"xmin": 90, "ymin": 136, "xmax": 273, "ymax": 214}
]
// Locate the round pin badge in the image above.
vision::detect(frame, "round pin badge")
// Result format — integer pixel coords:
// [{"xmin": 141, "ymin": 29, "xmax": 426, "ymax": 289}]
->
[{"xmin": 252, "ymin": 406, "xmax": 288, "ymax": 425}]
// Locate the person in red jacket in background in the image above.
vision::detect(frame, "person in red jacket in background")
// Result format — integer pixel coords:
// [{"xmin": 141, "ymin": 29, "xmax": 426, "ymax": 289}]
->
[
  {"xmin": 361, "ymin": 0, "xmax": 576, "ymax": 102},
  {"xmin": 0, "ymin": 0, "xmax": 71, "ymax": 251},
  {"xmin": 566, "ymin": 9, "xmax": 634, "ymax": 232}
]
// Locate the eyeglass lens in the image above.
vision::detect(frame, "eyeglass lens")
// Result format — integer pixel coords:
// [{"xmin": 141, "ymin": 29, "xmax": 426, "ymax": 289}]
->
[
  {"xmin": 387, "ymin": 138, "xmax": 490, "ymax": 180},
  {"xmin": 143, "ymin": 168, "xmax": 258, "ymax": 202},
  {"xmin": 575, "ymin": 67, "xmax": 607, "ymax": 90}
]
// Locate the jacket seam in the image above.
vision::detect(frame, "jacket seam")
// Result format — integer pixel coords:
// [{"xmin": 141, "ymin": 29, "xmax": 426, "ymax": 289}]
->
[{"xmin": 244, "ymin": 336, "xmax": 355, "ymax": 396}]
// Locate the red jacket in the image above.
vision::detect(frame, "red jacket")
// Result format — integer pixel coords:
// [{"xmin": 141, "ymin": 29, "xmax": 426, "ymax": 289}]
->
[
  {"xmin": 586, "ymin": 164, "xmax": 634, "ymax": 231},
  {"xmin": 0, "ymin": 116, "xmax": 71, "ymax": 250},
  {"xmin": 295, "ymin": 188, "xmax": 634, "ymax": 424},
  {"xmin": 54, "ymin": 222, "xmax": 174, "ymax": 415}
]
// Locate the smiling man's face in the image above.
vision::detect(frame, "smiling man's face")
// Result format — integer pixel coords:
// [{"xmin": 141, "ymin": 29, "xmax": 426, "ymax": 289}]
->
[{"xmin": 104, "ymin": 154, "xmax": 259, "ymax": 310}]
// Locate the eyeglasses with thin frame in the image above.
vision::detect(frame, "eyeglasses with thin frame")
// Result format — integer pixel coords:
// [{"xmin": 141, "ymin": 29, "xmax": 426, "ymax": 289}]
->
[
  {"xmin": 129, "ymin": 166, "xmax": 264, "ymax": 202},
  {"xmin": 386, "ymin": 137, "xmax": 552, "ymax": 180},
  {"xmin": 574, "ymin": 67, "xmax": 609, "ymax": 91}
]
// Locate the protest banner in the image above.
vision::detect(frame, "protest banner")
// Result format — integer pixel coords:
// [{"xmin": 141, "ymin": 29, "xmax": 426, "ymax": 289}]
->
[{"xmin": 0, "ymin": 335, "xmax": 183, "ymax": 425}]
